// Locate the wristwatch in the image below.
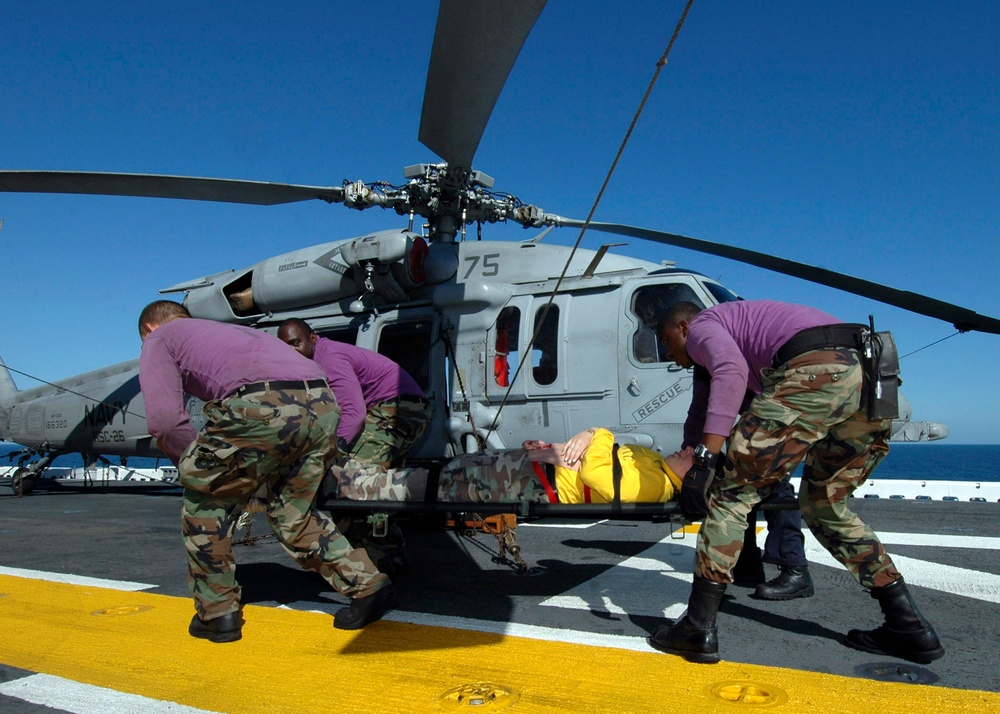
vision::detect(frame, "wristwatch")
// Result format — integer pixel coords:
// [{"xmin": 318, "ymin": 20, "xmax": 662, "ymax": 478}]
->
[{"xmin": 693, "ymin": 443, "xmax": 719, "ymax": 469}]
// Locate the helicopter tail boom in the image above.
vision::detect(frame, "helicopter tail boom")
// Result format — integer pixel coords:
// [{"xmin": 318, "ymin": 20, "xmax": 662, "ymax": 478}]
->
[{"xmin": 0, "ymin": 356, "xmax": 18, "ymax": 441}]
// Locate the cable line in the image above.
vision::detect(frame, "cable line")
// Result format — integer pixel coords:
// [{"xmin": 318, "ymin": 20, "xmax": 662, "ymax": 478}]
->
[
  {"xmin": 0, "ymin": 359, "xmax": 146, "ymax": 420},
  {"xmin": 486, "ymin": 0, "xmax": 697, "ymax": 439}
]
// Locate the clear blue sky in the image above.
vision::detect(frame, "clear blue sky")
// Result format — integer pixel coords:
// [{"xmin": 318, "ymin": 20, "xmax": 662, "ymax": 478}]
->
[{"xmin": 2, "ymin": 2, "xmax": 998, "ymax": 443}]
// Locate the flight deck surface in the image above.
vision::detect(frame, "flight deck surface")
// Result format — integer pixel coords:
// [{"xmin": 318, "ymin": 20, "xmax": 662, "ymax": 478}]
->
[{"xmin": 1, "ymin": 487, "xmax": 998, "ymax": 713}]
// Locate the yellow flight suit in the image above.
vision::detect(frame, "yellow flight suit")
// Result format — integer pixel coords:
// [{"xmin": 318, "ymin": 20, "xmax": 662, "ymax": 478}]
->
[{"xmin": 554, "ymin": 428, "xmax": 683, "ymax": 504}]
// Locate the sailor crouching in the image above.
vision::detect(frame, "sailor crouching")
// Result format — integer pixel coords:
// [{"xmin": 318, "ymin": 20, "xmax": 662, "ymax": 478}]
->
[
  {"xmin": 651, "ymin": 299, "xmax": 942, "ymax": 664},
  {"xmin": 137, "ymin": 299, "xmax": 397, "ymax": 642}
]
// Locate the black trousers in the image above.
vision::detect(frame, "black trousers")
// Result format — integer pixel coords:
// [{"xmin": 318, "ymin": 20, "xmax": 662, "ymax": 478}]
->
[{"xmin": 746, "ymin": 478, "xmax": 807, "ymax": 567}]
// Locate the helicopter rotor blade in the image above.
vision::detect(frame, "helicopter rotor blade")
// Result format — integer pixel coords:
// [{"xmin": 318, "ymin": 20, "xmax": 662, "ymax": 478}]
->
[
  {"xmin": 0, "ymin": 171, "xmax": 345, "ymax": 206},
  {"xmin": 566, "ymin": 219, "xmax": 1000, "ymax": 336},
  {"xmin": 419, "ymin": 0, "xmax": 547, "ymax": 172}
]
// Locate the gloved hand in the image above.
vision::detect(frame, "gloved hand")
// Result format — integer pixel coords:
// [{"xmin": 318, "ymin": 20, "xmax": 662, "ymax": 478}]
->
[{"xmin": 680, "ymin": 463, "xmax": 715, "ymax": 520}]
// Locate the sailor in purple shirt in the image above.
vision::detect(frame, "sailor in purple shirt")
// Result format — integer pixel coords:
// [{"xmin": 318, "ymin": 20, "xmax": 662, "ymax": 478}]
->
[
  {"xmin": 678, "ymin": 300, "xmax": 844, "ymax": 448},
  {"xmin": 684, "ymin": 301, "xmax": 835, "ymax": 600},
  {"xmin": 649, "ymin": 299, "xmax": 942, "ymax": 665},
  {"xmin": 277, "ymin": 318, "xmax": 431, "ymax": 469},
  {"xmin": 140, "ymin": 313, "xmax": 326, "ymax": 463},
  {"xmin": 138, "ymin": 300, "xmax": 397, "ymax": 642}
]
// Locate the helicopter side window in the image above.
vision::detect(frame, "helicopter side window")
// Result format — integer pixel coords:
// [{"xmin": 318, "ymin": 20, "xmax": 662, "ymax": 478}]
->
[
  {"xmin": 494, "ymin": 306, "xmax": 520, "ymax": 387},
  {"xmin": 631, "ymin": 284, "xmax": 705, "ymax": 363},
  {"xmin": 532, "ymin": 305, "xmax": 559, "ymax": 386},
  {"xmin": 376, "ymin": 320, "xmax": 432, "ymax": 392}
]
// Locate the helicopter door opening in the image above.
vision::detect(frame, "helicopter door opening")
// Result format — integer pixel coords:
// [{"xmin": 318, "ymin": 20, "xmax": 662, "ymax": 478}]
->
[
  {"xmin": 366, "ymin": 311, "xmax": 444, "ymax": 459},
  {"xmin": 375, "ymin": 319, "xmax": 434, "ymax": 393}
]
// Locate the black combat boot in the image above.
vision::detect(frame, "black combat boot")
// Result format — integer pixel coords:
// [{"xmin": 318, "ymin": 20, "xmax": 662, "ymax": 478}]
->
[
  {"xmin": 334, "ymin": 584, "xmax": 400, "ymax": 630},
  {"xmin": 188, "ymin": 610, "xmax": 243, "ymax": 643},
  {"xmin": 844, "ymin": 578, "xmax": 944, "ymax": 663},
  {"xmin": 648, "ymin": 576, "xmax": 727, "ymax": 663},
  {"xmin": 754, "ymin": 565, "xmax": 815, "ymax": 600}
]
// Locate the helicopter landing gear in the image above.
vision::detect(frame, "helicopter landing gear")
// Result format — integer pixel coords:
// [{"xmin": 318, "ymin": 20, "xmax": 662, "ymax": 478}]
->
[
  {"xmin": 7, "ymin": 450, "xmax": 55, "ymax": 497},
  {"xmin": 10, "ymin": 467, "xmax": 35, "ymax": 497}
]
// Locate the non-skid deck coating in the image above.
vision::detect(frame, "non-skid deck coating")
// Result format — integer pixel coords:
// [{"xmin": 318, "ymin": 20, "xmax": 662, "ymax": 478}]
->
[
  {"xmin": 2, "ymin": 487, "xmax": 999, "ymax": 712},
  {"xmin": 3, "ymin": 575, "xmax": 998, "ymax": 714}
]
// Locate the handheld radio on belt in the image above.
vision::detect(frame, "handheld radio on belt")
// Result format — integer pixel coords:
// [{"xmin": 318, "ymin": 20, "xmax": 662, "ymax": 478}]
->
[{"xmin": 861, "ymin": 316, "xmax": 901, "ymax": 420}]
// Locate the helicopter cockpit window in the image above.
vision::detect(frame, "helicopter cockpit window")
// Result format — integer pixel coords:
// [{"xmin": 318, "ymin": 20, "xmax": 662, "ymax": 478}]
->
[
  {"xmin": 703, "ymin": 281, "xmax": 741, "ymax": 305},
  {"xmin": 532, "ymin": 305, "xmax": 559, "ymax": 385},
  {"xmin": 631, "ymin": 284, "xmax": 705, "ymax": 363},
  {"xmin": 494, "ymin": 306, "xmax": 520, "ymax": 387},
  {"xmin": 376, "ymin": 321, "xmax": 432, "ymax": 392}
]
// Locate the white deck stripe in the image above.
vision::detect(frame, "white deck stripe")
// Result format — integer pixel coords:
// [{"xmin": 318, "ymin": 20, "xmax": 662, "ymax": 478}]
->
[
  {"xmin": 540, "ymin": 527, "xmax": 1000, "ymax": 617},
  {"xmin": 801, "ymin": 532, "xmax": 1000, "ymax": 603},
  {"xmin": 0, "ymin": 566, "xmax": 155, "ymax": 591},
  {"xmin": 0, "ymin": 674, "xmax": 218, "ymax": 714},
  {"xmin": 877, "ymin": 531, "xmax": 1000, "ymax": 549}
]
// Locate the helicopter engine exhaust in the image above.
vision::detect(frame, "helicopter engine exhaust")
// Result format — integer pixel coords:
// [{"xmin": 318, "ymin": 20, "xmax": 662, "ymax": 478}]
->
[{"xmin": 168, "ymin": 230, "xmax": 433, "ymax": 322}]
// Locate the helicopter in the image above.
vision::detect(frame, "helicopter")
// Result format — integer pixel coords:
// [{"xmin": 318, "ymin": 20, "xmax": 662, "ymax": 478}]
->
[{"xmin": 2, "ymin": 1, "xmax": 997, "ymax": 502}]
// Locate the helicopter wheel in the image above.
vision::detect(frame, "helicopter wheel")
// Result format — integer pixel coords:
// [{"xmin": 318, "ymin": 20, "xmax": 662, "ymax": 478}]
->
[{"xmin": 11, "ymin": 468, "xmax": 35, "ymax": 497}]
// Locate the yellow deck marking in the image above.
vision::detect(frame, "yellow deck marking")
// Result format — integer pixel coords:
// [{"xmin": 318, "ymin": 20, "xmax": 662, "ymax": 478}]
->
[{"xmin": 1, "ymin": 573, "xmax": 997, "ymax": 714}]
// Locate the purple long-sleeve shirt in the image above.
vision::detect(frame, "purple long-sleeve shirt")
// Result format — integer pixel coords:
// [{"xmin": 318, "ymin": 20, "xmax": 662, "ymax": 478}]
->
[
  {"xmin": 311, "ymin": 337, "xmax": 423, "ymax": 443},
  {"xmin": 139, "ymin": 318, "xmax": 325, "ymax": 462},
  {"xmin": 683, "ymin": 300, "xmax": 841, "ymax": 443}
]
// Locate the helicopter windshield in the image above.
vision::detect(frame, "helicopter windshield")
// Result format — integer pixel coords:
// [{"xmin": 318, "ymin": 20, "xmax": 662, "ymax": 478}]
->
[{"xmin": 701, "ymin": 280, "xmax": 741, "ymax": 305}]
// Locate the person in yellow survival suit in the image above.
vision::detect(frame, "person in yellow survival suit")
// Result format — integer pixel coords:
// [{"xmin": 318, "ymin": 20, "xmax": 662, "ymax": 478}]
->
[
  {"xmin": 523, "ymin": 427, "xmax": 691, "ymax": 504},
  {"xmin": 328, "ymin": 427, "xmax": 692, "ymax": 506}
]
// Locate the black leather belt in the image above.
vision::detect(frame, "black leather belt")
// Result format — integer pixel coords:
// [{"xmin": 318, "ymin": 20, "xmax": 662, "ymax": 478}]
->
[
  {"xmin": 772, "ymin": 324, "xmax": 865, "ymax": 368},
  {"xmin": 232, "ymin": 378, "xmax": 328, "ymax": 397}
]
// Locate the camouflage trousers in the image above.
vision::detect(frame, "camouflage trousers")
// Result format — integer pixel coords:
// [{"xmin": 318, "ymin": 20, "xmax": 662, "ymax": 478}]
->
[
  {"xmin": 437, "ymin": 449, "xmax": 552, "ymax": 502},
  {"xmin": 346, "ymin": 395, "xmax": 432, "ymax": 469},
  {"xmin": 329, "ymin": 458, "xmax": 421, "ymax": 576},
  {"xmin": 697, "ymin": 349, "xmax": 899, "ymax": 590},
  {"xmin": 329, "ymin": 449, "xmax": 551, "ymax": 503},
  {"xmin": 331, "ymin": 459, "xmax": 427, "ymax": 501},
  {"xmin": 335, "ymin": 395, "xmax": 430, "ymax": 573},
  {"xmin": 329, "ymin": 449, "xmax": 549, "ymax": 574},
  {"xmin": 177, "ymin": 384, "xmax": 388, "ymax": 620}
]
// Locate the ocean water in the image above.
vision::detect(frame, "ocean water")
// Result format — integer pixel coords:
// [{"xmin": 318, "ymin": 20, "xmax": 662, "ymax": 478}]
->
[
  {"xmin": 866, "ymin": 443, "xmax": 1000, "ymax": 482},
  {"xmin": 3, "ymin": 441, "xmax": 999, "ymax": 482}
]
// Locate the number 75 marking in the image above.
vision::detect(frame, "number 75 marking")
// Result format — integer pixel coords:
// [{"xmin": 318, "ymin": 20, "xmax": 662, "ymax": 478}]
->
[{"xmin": 463, "ymin": 253, "xmax": 501, "ymax": 279}]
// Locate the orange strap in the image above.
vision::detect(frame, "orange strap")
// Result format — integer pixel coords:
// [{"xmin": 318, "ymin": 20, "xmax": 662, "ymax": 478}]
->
[{"xmin": 531, "ymin": 462, "xmax": 559, "ymax": 504}]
